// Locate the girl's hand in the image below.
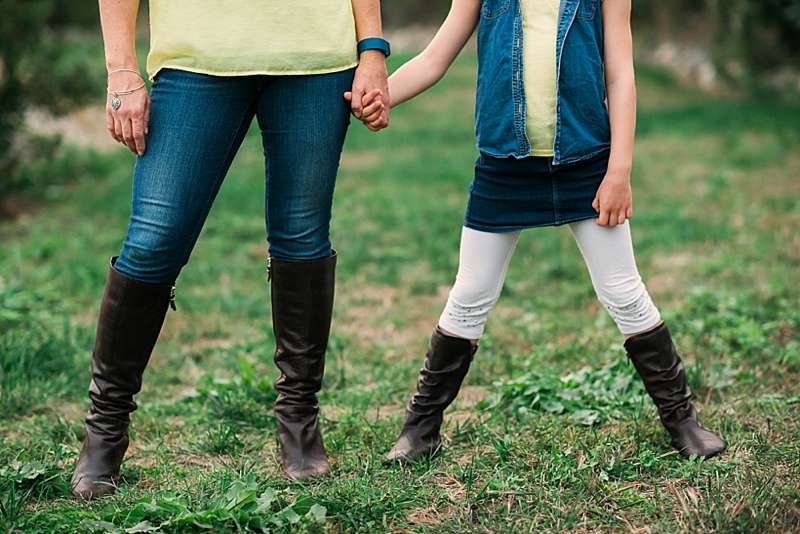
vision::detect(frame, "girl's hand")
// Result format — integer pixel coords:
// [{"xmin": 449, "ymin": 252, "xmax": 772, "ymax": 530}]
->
[
  {"xmin": 344, "ymin": 89, "xmax": 388, "ymax": 131},
  {"xmin": 106, "ymin": 70, "xmax": 150, "ymax": 156},
  {"xmin": 592, "ymin": 169, "xmax": 633, "ymax": 227}
]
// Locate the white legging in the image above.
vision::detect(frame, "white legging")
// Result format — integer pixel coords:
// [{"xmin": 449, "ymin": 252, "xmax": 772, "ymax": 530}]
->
[{"xmin": 439, "ymin": 220, "xmax": 662, "ymax": 339}]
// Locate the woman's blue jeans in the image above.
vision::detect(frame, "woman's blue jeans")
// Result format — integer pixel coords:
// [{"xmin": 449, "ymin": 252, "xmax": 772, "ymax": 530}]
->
[{"xmin": 113, "ymin": 67, "xmax": 355, "ymax": 284}]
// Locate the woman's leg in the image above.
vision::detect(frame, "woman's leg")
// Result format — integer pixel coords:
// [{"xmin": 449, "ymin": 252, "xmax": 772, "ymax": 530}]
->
[
  {"xmin": 72, "ymin": 70, "xmax": 258, "ymax": 499},
  {"xmin": 257, "ymin": 69, "xmax": 354, "ymax": 262},
  {"xmin": 569, "ymin": 219, "xmax": 725, "ymax": 458},
  {"xmin": 387, "ymin": 227, "xmax": 520, "ymax": 462},
  {"xmin": 115, "ymin": 71, "xmax": 259, "ymax": 284},
  {"xmin": 255, "ymin": 69, "xmax": 353, "ymax": 480}
]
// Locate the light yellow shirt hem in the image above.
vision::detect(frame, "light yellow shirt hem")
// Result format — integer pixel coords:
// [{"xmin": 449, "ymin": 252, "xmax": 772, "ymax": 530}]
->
[{"xmin": 148, "ymin": 61, "xmax": 359, "ymax": 82}]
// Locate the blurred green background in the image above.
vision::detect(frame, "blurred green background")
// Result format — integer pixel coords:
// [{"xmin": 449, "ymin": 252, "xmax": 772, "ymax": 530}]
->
[
  {"xmin": 2, "ymin": 0, "xmax": 800, "ymax": 201},
  {"xmin": 1, "ymin": 2, "xmax": 799, "ymax": 533}
]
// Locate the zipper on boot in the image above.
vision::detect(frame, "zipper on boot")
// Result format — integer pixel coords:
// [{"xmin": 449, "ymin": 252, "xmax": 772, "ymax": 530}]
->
[{"xmin": 169, "ymin": 285, "xmax": 177, "ymax": 311}]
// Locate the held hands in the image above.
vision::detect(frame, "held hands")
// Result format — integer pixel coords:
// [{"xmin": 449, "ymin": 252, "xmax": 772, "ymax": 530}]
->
[
  {"xmin": 344, "ymin": 89, "xmax": 387, "ymax": 131},
  {"xmin": 344, "ymin": 50, "xmax": 389, "ymax": 131},
  {"xmin": 106, "ymin": 69, "xmax": 150, "ymax": 156},
  {"xmin": 592, "ymin": 168, "xmax": 633, "ymax": 227}
]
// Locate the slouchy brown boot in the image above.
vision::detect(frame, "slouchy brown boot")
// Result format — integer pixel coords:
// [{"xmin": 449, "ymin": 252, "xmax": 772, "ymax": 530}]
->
[
  {"xmin": 386, "ymin": 328, "xmax": 477, "ymax": 463},
  {"xmin": 625, "ymin": 323, "xmax": 726, "ymax": 459},
  {"xmin": 71, "ymin": 258, "xmax": 173, "ymax": 499},
  {"xmin": 269, "ymin": 252, "xmax": 336, "ymax": 480}
]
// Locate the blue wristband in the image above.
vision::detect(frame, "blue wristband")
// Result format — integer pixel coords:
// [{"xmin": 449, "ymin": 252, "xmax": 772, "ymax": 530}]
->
[{"xmin": 357, "ymin": 37, "xmax": 391, "ymax": 58}]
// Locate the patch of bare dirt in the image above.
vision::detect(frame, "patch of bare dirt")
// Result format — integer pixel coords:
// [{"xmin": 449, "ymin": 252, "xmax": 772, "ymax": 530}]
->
[
  {"xmin": 323, "ymin": 392, "xmax": 406, "ymax": 423},
  {"xmin": 0, "ymin": 194, "xmax": 40, "ymax": 220},
  {"xmin": 407, "ymin": 503, "xmax": 455, "ymax": 527},
  {"xmin": 335, "ymin": 280, "xmax": 445, "ymax": 356},
  {"xmin": 340, "ymin": 149, "xmax": 382, "ymax": 172},
  {"xmin": 455, "ymin": 385, "xmax": 487, "ymax": 409},
  {"xmin": 645, "ymin": 251, "xmax": 695, "ymax": 297}
]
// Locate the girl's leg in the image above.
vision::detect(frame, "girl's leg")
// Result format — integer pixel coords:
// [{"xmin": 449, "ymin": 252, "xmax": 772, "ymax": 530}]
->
[
  {"xmin": 387, "ymin": 227, "xmax": 520, "ymax": 462},
  {"xmin": 568, "ymin": 219, "xmax": 661, "ymax": 336},
  {"xmin": 72, "ymin": 70, "xmax": 258, "ymax": 499},
  {"xmin": 255, "ymin": 69, "xmax": 353, "ymax": 480},
  {"xmin": 569, "ymin": 219, "xmax": 725, "ymax": 458},
  {"xmin": 439, "ymin": 227, "xmax": 522, "ymax": 340}
]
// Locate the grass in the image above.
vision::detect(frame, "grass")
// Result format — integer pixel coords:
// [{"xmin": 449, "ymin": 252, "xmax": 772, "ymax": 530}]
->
[{"xmin": 1, "ymin": 51, "xmax": 799, "ymax": 532}]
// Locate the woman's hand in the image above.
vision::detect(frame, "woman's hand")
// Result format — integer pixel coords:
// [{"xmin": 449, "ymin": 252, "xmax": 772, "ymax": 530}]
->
[
  {"xmin": 592, "ymin": 168, "xmax": 633, "ymax": 227},
  {"xmin": 348, "ymin": 50, "xmax": 390, "ymax": 131},
  {"xmin": 343, "ymin": 88, "xmax": 386, "ymax": 131},
  {"xmin": 106, "ymin": 70, "xmax": 150, "ymax": 156}
]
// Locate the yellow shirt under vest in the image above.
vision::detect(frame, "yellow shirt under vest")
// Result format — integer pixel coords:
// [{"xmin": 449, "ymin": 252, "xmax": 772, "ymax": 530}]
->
[
  {"xmin": 520, "ymin": 0, "xmax": 560, "ymax": 157},
  {"xmin": 146, "ymin": 1, "xmax": 359, "ymax": 80}
]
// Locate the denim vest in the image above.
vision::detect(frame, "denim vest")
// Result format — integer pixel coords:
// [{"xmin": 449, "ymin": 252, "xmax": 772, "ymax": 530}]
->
[{"xmin": 476, "ymin": 0, "xmax": 610, "ymax": 165}]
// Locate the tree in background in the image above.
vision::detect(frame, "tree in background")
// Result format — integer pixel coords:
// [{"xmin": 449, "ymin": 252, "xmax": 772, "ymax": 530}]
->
[
  {"xmin": 711, "ymin": 0, "xmax": 800, "ymax": 82},
  {"xmin": 1, "ymin": 1, "xmax": 798, "ymax": 204},
  {"xmin": 0, "ymin": 0, "xmax": 104, "ymax": 201},
  {"xmin": 633, "ymin": 0, "xmax": 800, "ymax": 86},
  {"xmin": 384, "ymin": 0, "xmax": 800, "ymax": 86}
]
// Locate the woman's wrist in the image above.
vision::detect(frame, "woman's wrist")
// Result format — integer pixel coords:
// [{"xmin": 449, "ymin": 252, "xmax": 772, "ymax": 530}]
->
[
  {"xmin": 107, "ymin": 69, "xmax": 146, "ymax": 92},
  {"xmin": 105, "ymin": 56, "xmax": 139, "ymax": 72},
  {"xmin": 359, "ymin": 49, "xmax": 387, "ymax": 65}
]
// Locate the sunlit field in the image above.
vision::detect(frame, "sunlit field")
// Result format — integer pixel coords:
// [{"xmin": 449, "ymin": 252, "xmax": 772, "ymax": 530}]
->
[{"xmin": 1, "ymin": 51, "xmax": 799, "ymax": 532}]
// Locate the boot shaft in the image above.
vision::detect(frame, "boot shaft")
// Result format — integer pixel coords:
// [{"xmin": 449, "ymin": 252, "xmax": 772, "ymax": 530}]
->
[
  {"xmin": 269, "ymin": 253, "xmax": 336, "ymax": 365},
  {"xmin": 624, "ymin": 323, "xmax": 694, "ymax": 426},
  {"xmin": 407, "ymin": 328, "xmax": 477, "ymax": 419},
  {"xmin": 88, "ymin": 258, "xmax": 172, "ymax": 429},
  {"xmin": 270, "ymin": 252, "xmax": 337, "ymax": 414},
  {"xmin": 268, "ymin": 253, "xmax": 337, "ymax": 480}
]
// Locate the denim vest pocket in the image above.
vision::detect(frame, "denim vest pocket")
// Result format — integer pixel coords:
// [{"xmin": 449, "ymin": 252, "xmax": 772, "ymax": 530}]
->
[
  {"xmin": 481, "ymin": 0, "xmax": 511, "ymax": 20},
  {"xmin": 577, "ymin": 0, "xmax": 598, "ymax": 20}
]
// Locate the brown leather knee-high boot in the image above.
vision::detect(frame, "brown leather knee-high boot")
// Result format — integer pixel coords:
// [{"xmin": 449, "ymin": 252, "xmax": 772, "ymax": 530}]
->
[
  {"xmin": 625, "ymin": 323, "xmax": 726, "ymax": 459},
  {"xmin": 386, "ymin": 328, "xmax": 477, "ymax": 463},
  {"xmin": 269, "ymin": 252, "xmax": 336, "ymax": 480},
  {"xmin": 71, "ymin": 258, "xmax": 173, "ymax": 499}
]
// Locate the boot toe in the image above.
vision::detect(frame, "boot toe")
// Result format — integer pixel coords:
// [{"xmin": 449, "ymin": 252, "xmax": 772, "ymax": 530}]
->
[
  {"xmin": 675, "ymin": 421, "xmax": 726, "ymax": 459},
  {"xmin": 385, "ymin": 435, "xmax": 440, "ymax": 464},
  {"xmin": 71, "ymin": 475, "xmax": 118, "ymax": 500},
  {"xmin": 285, "ymin": 459, "xmax": 331, "ymax": 481},
  {"xmin": 385, "ymin": 435, "xmax": 414, "ymax": 463}
]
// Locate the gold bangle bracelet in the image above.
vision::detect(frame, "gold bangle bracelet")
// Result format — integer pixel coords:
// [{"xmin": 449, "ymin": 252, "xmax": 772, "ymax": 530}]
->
[
  {"xmin": 107, "ymin": 82, "xmax": 146, "ymax": 96},
  {"xmin": 107, "ymin": 68, "xmax": 143, "ymax": 79}
]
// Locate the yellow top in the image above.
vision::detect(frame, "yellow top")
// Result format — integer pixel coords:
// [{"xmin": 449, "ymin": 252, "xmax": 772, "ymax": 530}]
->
[
  {"xmin": 520, "ymin": 0, "xmax": 560, "ymax": 157},
  {"xmin": 146, "ymin": 1, "xmax": 358, "ymax": 80}
]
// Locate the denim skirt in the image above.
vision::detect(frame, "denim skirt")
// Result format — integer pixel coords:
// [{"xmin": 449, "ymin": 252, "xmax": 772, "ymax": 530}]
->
[{"xmin": 464, "ymin": 150, "xmax": 610, "ymax": 232}]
